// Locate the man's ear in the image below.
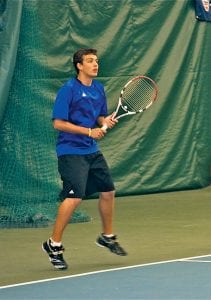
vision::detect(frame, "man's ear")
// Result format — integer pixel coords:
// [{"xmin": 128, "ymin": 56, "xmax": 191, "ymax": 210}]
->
[{"xmin": 77, "ymin": 62, "xmax": 82, "ymax": 71}]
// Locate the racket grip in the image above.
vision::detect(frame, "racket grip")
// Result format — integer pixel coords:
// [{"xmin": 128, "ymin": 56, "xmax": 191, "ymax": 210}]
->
[{"xmin": 101, "ymin": 124, "xmax": 108, "ymax": 132}]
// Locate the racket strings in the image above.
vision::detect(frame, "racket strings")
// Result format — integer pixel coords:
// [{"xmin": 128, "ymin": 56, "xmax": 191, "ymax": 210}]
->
[{"xmin": 122, "ymin": 79, "xmax": 156, "ymax": 112}]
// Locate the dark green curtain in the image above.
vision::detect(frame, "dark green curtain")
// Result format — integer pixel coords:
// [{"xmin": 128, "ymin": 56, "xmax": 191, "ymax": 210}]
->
[
  {"xmin": 0, "ymin": 0, "xmax": 23, "ymax": 124},
  {"xmin": 0, "ymin": 0, "xmax": 211, "ymax": 226}
]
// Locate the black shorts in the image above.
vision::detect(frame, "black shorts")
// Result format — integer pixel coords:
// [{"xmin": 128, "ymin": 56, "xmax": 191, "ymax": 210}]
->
[{"xmin": 58, "ymin": 151, "xmax": 115, "ymax": 199}]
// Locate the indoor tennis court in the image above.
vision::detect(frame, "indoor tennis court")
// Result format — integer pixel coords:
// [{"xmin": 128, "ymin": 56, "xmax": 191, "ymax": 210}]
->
[
  {"xmin": 1, "ymin": 0, "xmax": 211, "ymax": 299},
  {"xmin": 1, "ymin": 187, "xmax": 211, "ymax": 298}
]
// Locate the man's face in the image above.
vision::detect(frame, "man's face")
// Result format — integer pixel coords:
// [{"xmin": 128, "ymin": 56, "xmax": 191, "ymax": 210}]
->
[{"xmin": 77, "ymin": 54, "xmax": 99, "ymax": 78}]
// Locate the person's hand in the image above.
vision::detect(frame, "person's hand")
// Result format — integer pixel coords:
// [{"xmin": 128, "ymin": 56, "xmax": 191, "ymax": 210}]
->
[
  {"xmin": 103, "ymin": 113, "xmax": 118, "ymax": 129},
  {"xmin": 90, "ymin": 128, "xmax": 106, "ymax": 139}
]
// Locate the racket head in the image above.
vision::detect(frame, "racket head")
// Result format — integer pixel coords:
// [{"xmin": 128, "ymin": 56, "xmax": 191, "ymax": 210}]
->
[{"xmin": 119, "ymin": 75, "xmax": 158, "ymax": 114}]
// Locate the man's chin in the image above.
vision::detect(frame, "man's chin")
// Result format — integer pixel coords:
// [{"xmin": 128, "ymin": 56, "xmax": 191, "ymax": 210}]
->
[{"xmin": 91, "ymin": 72, "xmax": 98, "ymax": 77}]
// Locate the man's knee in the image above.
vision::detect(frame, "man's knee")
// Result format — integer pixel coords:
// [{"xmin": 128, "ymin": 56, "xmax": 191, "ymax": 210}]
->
[{"xmin": 100, "ymin": 190, "xmax": 115, "ymax": 200}]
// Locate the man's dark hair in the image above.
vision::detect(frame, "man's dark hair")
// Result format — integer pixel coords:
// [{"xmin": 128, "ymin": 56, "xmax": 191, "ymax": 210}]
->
[{"xmin": 73, "ymin": 48, "xmax": 97, "ymax": 74}]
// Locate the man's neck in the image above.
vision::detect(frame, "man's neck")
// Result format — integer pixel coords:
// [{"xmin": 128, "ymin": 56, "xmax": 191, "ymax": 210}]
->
[{"xmin": 77, "ymin": 74, "xmax": 93, "ymax": 86}]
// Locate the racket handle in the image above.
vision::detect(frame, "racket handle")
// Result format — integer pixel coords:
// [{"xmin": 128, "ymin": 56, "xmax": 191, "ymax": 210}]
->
[{"xmin": 101, "ymin": 124, "xmax": 108, "ymax": 132}]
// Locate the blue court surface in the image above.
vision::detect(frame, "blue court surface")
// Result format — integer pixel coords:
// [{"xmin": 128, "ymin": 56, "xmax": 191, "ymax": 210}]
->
[{"xmin": 0, "ymin": 254, "xmax": 211, "ymax": 299}]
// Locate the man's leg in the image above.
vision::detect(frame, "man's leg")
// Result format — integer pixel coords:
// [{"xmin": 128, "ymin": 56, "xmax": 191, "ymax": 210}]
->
[
  {"xmin": 42, "ymin": 197, "xmax": 81, "ymax": 270},
  {"xmin": 52, "ymin": 197, "xmax": 82, "ymax": 242},
  {"xmin": 97, "ymin": 191, "xmax": 127, "ymax": 256},
  {"xmin": 98, "ymin": 191, "xmax": 115, "ymax": 235}
]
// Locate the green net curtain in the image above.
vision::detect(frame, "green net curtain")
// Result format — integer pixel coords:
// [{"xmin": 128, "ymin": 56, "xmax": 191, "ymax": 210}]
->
[{"xmin": 0, "ymin": 0, "xmax": 211, "ymax": 227}]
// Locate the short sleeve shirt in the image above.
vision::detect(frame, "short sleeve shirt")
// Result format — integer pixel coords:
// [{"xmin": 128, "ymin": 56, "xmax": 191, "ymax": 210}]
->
[{"xmin": 52, "ymin": 78, "xmax": 108, "ymax": 156}]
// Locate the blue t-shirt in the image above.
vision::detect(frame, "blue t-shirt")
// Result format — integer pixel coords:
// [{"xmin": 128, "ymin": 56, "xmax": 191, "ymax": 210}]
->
[{"xmin": 52, "ymin": 78, "xmax": 108, "ymax": 156}]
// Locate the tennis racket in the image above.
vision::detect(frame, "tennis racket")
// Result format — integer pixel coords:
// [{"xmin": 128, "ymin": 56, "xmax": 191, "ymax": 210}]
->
[{"xmin": 102, "ymin": 75, "xmax": 158, "ymax": 132}]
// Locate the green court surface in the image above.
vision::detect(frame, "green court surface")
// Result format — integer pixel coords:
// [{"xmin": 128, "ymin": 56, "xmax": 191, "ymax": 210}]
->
[{"xmin": 0, "ymin": 186, "xmax": 211, "ymax": 288}]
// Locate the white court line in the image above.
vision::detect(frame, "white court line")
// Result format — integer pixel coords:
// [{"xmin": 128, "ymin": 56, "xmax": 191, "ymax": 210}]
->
[
  {"xmin": 1, "ymin": 254, "xmax": 211, "ymax": 290},
  {"xmin": 179, "ymin": 258, "xmax": 211, "ymax": 263}
]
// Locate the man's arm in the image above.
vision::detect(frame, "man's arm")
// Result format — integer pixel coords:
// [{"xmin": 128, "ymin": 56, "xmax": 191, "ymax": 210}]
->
[
  {"xmin": 53, "ymin": 119, "xmax": 89, "ymax": 135},
  {"xmin": 53, "ymin": 119, "xmax": 105, "ymax": 139}
]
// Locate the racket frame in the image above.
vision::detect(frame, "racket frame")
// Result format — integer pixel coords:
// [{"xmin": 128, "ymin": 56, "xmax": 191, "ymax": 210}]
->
[{"xmin": 101, "ymin": 75, "xmax": 158, "ymax": 132}]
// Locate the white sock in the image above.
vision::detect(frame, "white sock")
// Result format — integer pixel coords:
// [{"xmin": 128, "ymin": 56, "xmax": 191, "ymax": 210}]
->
[
  {"xmin": 50, "ymin": 238, "xmax": 62, "ymax": 247},
  {"xmin": 103, "ymin": 234, "xmax": 114, "ymax": 238}
]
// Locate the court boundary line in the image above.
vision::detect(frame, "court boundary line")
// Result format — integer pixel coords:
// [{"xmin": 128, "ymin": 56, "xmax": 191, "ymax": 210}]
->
[
  {"xmin": 1, "ymin": 254, "xmax": 211, "ymax": 290},
  {"xmin": 179, "ymin": 258, "xmax": 211, "ymax": 263}
]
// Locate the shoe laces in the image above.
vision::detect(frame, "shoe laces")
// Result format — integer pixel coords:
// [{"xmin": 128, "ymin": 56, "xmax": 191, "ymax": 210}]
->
[
  {"xmin": 102, "ymin": 234, "xmax": 117, "ymax": 243},
  {"xmin": 49, "ymin": 240, "xmax": 65, "ymax": 255}
]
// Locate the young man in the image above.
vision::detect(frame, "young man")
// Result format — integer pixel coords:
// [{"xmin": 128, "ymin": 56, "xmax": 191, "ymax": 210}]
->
[{"xmin": 42, "ymin": 48, "xmax": 127, "ymax": 270}]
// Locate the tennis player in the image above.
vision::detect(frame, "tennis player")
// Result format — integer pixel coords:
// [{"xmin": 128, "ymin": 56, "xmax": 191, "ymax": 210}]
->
[{"xmin": 42, "ymin": 48, "xmax": 127, "ymax": 270}]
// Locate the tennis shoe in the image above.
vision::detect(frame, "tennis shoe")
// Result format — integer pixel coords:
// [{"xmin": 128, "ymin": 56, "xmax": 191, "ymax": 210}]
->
[
  {"xmin": 96, "ymin": 234, "xmax": 127, "ymax": 256},
  {"xmin": 42, "ymin": 239, "xmax": 68, "ymax": 270}
]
